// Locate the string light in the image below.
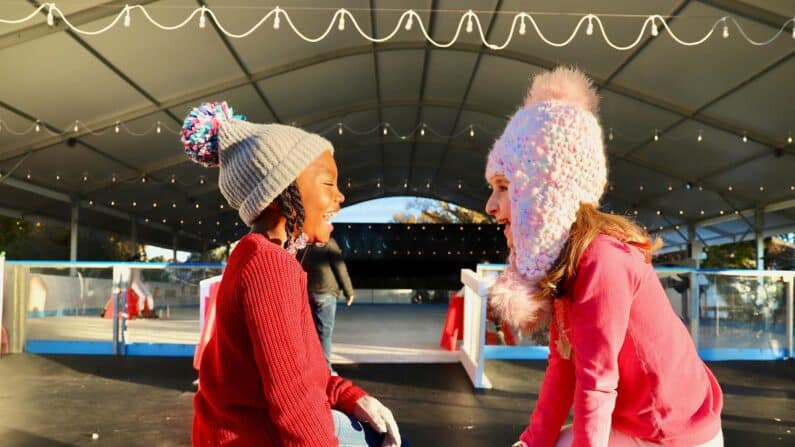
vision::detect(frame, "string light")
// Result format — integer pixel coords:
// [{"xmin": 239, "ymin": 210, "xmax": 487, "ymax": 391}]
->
[
  {"xmin": 199, "ymin": 176, "xmax": 205, "ymax": 185},
  {"xmin": 152, "ymin": 201, "xmax": 158, "ymax": 208},
  {"xmin": 469, "ymin": 125, "xmax": 475, "ymax": 138},
  {"xmin": 420, "ymin": 125, "xmax": 426, "ymax": 137},
  {"xmin": 132, "ymin": 201, "xmax": 137, "ymax": 207},
  {"xmin": 337, "ymin": 123, "xmax": 343, "ymax": 135},
  {"xmin": 376, "ymin": 179, "xmax": 381, "ymax": 188},
  {"xmin": 194, "ymin": 202, "xmax": 200, "ymax": 209},
  {"xmin": 697, "ymin": 130, "xmax": 703, "ymax": 142},
  {"xmin": 170, "ymin": 174, "xmax": 176, "ymax": 184},
  {"xmin": 742, "ymin": 132, "xmax": 748, "ymax": 143},
  {"xmin": 115, "ymin": 121, "xmax": 120, "ymax": 133},
  {"xmin": 787, "ymin": 131, "xmax": 792, "ymax": 144},
  {"xmin": 0, "ymin": 5, "xmax": 790, "ymax": 50},
  {"xmin": 273, "ymin": 7, "xmax": 281, "ymax": 30},
  {"xmin": 111, "ymin": 173, "xmax": 118, "ymax": 183},
  {"xmin": 35, "ymin": 120, "xmax": 40, "ymax": 133},
  {"xmin": 172, "ymin": 202, "xmax": 177, "ymax": 208},
  {"xmin": 382, "ymin": 124, "xmax": 388, "ymax": 136},
  {"xmin": 73, "ymin": 121, "xmax": 79, "ymax": 132},
  {"xmin": 55, "ymin": 174, "xmax": 61, "ymax": 181},
  {"xmin": 653, "ymin": 130, "xmax": 660, "ymax": 142},
  {"xmin": 156, "ymin": 121, "xmax": 161, "ymax": 134},
  {"xmin": 88, "ymin": 199, "xmax": 94, "ymax": 206},
  {"xmin": 141, "ymin": 175, "xmax": 147, "ymax": 183},
  {"xmin": 650, "ymin": 17, "xmax": 659, "ymax": 37}
]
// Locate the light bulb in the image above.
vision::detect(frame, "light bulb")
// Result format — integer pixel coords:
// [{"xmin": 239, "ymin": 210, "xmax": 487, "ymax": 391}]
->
[
  {"xmin": 376, "ymin": 180, "xmax": 381, "ymax": 188},
  {"xmin": 47, "ymin": 5, "xmax": 54, "ymax": 26},
  {"xmin": 405, "ymin": 12, "xmax": 413, "ymax": 31},
  {"xmin": 172, "ymin": 202, "xmax": 177, "ymax": 208},
  {"xmin": 457, "ymin": 180, "xmax": 462, "ymax": 189},
  {"xmin": 88, "ymin": 199, "xmax": 94, "ymax": 206},
  {"xmin": 697, "ymin": 130, "xmax": 703, "ymax": 142},
  {"xmin": 115, "ymin": 121, "xmax": 120, "ymax": 133},
  {"xmin": 519, "ymin": 17, "xmax": 526, "ymax": 35},
  {"xmin": 273, "ymin": 7, "xmax": 281, "ymax": 29},
  {"xmin": 608, "ymin": 128, "xmax": 613, "ymax": 141},
  {"xmin": 141, "ymin": 175, "xmax": 147, "ymax": 183},
  {"xmin": 35, "ymin": 120, "xmax": 40, "ymax": 132},
  {"xmin": 55, "ymin": 174, "xmax": 61, "ymax": 181},
  {"xmin": 199, "ymin": 7, "xmax": 206, "ymax": 28},
  {"xmin": 195, "ymin": 202, "xmax": 200, "ymax": 209},
  {"xmin": 111, "ymin": 174, "xmax": 117, "ymax": 183},
  {"xmin": 156, "ymin": 121, "xmax": 161, "ymax": 134},
  {"xmin": 383, "ymin": 125, "xmax": 388, "ymax": 136},
  {"xmin": 651, "ymin": 18, "xmax": 658, "ymax": 36},
  {"xmin": 199, "ymin": 177, "xmax": 205, "ymax": 185},
  {"xmin": 742, "ymin": 133, "xmax": 747, "ymax": 143},
  {"xmin": 170, "ymin": 175, "xmax": 176, "ymax": 184},
  {"xmin": 586, "ymin": 16, "xmax": 594, "ymax": 36},
  {"xmin": 722, "ymin": 21, "xmax": 729, "ymax": 39},
  {"xmin": 466, "ymin": 12, "xmax": 474, "ymax": 33},
  {"xmin": 420, "ymin": 126, "xmax": 425, "ymax": 137},
  {"xmin": 788, "ymin": 132, "xmax": 793, "ymax": 144},
  {"xmin": 337, "ymin": 123, "xmax": 343, "ymax": 135},
  {"xmin": 132, "ymin": 201, "xmax": 137, "ymax": 207},
  {"xmin": 73, "ymin": 121, "xmax": 79, "ymax": 132},
  {"xmin": 124, "ymin": 7, "xmax": 131, "ymax": 27},
  {"xmin": 338, "ymin": 13, "xmax": 345, "ymax": 31},
  {"xmin": 469, "ymin": 126, "xmax": 475, "ymax": 137},
  {"xmin": 654, "ymin": 130, "xmax": 660, "ymax": 142},
  {"xmin": 82, "ymin": 174, "xmax": 88, "ymax": 182},
  {"xmin": 152, "ymin": 201, "xmax": 157, "ymax": 208}
]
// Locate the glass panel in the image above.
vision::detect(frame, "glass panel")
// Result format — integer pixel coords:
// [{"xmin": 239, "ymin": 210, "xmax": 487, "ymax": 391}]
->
[
  {"xmin": 697, "ymin": 273, "xmax": 787, "ymax": 351},
  {"xmin": 23, "ymin": 265, "xmax": 115, "ymax": 344}
]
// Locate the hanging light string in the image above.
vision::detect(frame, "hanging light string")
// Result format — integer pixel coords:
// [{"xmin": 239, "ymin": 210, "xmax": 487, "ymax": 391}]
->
[
  {"xmin": 1, "ymin": 4, "xmax": 792, "ymax": 50},
  {"xmin": 2, "ymin": 118, "xmax": 790, "ymax": 144},
  {"xmin": 0, "ymin": 119, "xmax": 178, "ymax": 137}
]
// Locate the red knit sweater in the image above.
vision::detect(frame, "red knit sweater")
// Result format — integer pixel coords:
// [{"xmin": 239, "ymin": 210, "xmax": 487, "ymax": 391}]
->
[
  {"xmin": 193, "ymin": 233, "xmax": 367, "ymax": 446},
  {"xmin": 521, "ymin": 235, "xmax": 723, "ymax": 447}
]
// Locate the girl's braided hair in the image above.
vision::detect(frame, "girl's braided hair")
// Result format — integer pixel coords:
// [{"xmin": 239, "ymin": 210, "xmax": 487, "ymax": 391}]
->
[{"xmin": 275, "ymin": 182, "xmax": 305, "ymax": 240}]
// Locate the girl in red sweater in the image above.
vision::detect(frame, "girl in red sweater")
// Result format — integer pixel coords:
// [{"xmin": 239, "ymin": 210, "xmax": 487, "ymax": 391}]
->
[
  {"xmin": 182, "ymin": 102, "xmax": 402, "ymax": 447},
  {"xmin": 484, "ymin": 68, "xmax": 724, "ymax": 447}
]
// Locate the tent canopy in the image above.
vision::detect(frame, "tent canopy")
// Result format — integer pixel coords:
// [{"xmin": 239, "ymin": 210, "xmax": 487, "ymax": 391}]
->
[{"xmin": 0, "ymin": 0, "xmax": 793, "ymax": 252}]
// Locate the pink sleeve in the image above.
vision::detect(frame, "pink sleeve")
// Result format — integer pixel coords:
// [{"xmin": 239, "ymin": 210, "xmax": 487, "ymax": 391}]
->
[
  {"xmin": 520, "ymin": 323, "xmax": 576, "ymax": 447},
  {"xmin": 569, "ymin": 241, "xmax": 636, "ymax": 447}
]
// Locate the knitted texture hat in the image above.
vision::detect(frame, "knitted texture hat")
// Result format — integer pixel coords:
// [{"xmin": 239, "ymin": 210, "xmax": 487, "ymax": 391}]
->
[
  {"xmin": 485, "ymin": 67, "xmax": 607, "ymax": 334},
  {"xmin": 181, "ymin": 102, "xmax": 333, "ymax": 226}
]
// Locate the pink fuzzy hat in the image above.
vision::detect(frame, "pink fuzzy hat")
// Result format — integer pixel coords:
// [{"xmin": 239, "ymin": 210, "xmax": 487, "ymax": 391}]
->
[{"xmin": 485, "ymin": 67, "xmax": 607, "ymax": 334}]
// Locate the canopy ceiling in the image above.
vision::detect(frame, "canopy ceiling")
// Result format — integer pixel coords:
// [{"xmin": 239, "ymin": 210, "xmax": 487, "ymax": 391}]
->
[{"xmin": 0, "ymin": 0, "xmax": 793, "ymax": 253}]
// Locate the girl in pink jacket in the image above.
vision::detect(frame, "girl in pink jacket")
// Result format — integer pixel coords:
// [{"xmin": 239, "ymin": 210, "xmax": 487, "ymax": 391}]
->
[{"xmin": 484, "ymin": 67, "xmax": 723, "ymax": 447}]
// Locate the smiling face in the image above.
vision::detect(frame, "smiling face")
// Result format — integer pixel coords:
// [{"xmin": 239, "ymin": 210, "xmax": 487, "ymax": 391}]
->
[
  {"xmin": 485, "ymin": 174, "xmax": 513, "ymax": 248},
  {"xmin": 295, "ymin": 150, "xmax": 345, "ymax": 244}
]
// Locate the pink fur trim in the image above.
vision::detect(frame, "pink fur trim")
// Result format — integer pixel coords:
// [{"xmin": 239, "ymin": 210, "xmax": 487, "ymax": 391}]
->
[
  {"xmin": 487, "ymin": 264, "xmax": 552, "ymax": 335},
  {"xmin": 525, "ymin": 66, "xmax": 599, "ymax": 115}
]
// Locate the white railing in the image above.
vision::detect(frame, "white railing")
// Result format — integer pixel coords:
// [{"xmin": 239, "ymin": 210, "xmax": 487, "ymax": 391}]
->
[{"xmin": 459, "ymin": 265, "xmax": 795, "ymax": 389}]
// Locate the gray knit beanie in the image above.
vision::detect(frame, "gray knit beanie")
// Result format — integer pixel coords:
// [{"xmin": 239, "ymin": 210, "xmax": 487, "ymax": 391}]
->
[{"xmin": 181, "ymin": 102, "xmax": 333, "ymax": 225}]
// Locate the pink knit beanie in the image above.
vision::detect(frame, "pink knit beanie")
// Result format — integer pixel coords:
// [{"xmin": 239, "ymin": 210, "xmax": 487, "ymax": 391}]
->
[{"xmin": 485, "ymin": 67, "xmax": 607, "ymax": 334}]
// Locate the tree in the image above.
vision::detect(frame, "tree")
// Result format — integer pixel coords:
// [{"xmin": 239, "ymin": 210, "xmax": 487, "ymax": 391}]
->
[{"xmin": 392, "ymin": 199, "xmax": 494, "ymax": 224}]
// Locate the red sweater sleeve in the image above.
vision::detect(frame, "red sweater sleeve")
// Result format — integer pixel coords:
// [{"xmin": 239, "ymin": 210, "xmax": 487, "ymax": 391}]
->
[
  {"xmin": 520, "ymin": 322, "xmax": 575, "ymax": 447},
  {"xmin": 568, "ymin": 241, "xmax": 636, "ymax": 447},
  {"xmin": 238, "ymin": 249, "xmax": 343, "ymax": 446}
]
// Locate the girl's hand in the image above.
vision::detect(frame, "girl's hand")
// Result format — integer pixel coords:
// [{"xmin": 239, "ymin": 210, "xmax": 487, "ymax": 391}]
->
[
  {"xmin": 353, "ymin": 395, "xmax": 401, "ymax": 447},
  {"xmin": 512, "ymin": 441, "xmax": 527, "ymax": 447}
]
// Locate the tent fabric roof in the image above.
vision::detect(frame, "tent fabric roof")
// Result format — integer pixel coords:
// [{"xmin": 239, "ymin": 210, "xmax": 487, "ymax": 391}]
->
[{"xmin": 0, "ymin": 0, "xmax": 793, "ymax": 252}]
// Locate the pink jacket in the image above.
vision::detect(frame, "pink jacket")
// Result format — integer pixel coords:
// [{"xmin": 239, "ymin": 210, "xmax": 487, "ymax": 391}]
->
[{"xmin": 521, "ymin": 235, "xmax": 722, "ymax": 447}]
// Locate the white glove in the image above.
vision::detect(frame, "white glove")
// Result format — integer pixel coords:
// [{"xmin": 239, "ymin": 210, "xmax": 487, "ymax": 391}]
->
[{"xmin": 352, "ymin": 395, "xmax": 401, "ymax": 447}]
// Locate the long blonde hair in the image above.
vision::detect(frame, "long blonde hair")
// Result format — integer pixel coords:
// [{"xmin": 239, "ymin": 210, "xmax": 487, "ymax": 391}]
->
[{"xmin": 537, "ymin": 203, "xmax": 662, "ymax": 299}]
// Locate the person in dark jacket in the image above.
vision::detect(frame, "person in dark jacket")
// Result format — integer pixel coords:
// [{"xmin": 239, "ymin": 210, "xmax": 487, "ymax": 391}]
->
[{"xmin": 300, "ymin": 237, "xmax": 355, "ymax": 373}]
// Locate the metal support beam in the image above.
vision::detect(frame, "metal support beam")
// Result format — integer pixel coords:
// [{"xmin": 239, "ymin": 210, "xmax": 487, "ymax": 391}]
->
[
  {"xmin": 130, "ymin": 219, "xmax": 138, "ymax": 258},
  {"xmin": 69, "ymin": 200, "xmax": 79, "ymax": 262},
  {"xmin": 172, "ymin": 232, "xmax": 178, "ymax": 263},
  {"xmin": 755, "ymin": 208, "xmax": 765, "ymax": 270}
]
